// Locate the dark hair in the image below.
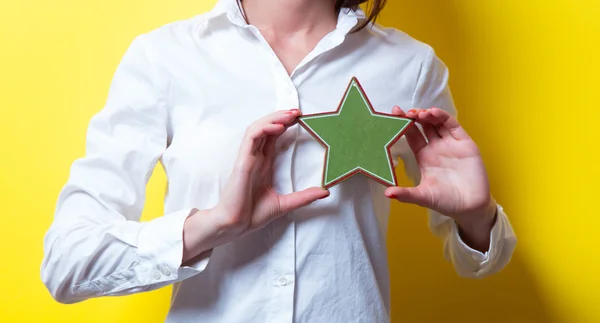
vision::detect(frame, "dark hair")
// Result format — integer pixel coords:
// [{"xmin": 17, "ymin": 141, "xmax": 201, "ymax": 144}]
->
[
  {"xmin": 237, "ymin": 0, "xmax": 387, "ymax": 32},
  {"xmin": 335, "ymin": 0, "xmax": 387, "ymax": 32}
]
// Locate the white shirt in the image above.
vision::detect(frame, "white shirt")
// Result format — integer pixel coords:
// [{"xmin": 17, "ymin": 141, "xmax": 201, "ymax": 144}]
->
[{"xmin": 41, "ymin": 0, "xmax": 517, "ymax": 322}]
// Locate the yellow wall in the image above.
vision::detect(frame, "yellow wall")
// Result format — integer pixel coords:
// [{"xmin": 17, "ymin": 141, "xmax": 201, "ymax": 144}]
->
[{"xmin": 1, "ymin": 0, "xmax": 597, "ymax": 322}]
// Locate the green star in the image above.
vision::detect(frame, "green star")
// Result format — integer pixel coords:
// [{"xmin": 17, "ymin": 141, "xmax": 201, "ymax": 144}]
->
[{"xmin": 299, "ymin": 77, "xmax": 414, "ymax": 188}]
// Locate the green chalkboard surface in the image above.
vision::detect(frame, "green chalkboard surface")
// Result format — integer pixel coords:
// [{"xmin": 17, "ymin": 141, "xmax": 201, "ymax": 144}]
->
[{"xmin": 299, "ymin": 77, "xmax": 414, "ymax": 189}]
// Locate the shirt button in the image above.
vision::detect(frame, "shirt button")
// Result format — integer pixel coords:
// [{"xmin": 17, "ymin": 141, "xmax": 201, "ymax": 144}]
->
[
  {"xmin": 160, "ymin": 265, "xmax": 172, "ymax": 277},
  {"xmin": 278, "ymin": 277, "xmax": 288, "ymax": 286},
  {"xmin": 152, "ymin": 270, "xmax": 162, "ymax": 280}
]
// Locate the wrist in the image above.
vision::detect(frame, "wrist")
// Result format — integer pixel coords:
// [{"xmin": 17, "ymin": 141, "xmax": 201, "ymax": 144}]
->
[
  {"xmin": 454, "ymin": 199, "xmax": 497, "ymax": 252},
  {"xmin": 457, "ymin": 199, "xmax": 497, "ymax": 233},
  {"xmin": 182, "ymin": 207, "xmax": 236, "ymax": 264}
]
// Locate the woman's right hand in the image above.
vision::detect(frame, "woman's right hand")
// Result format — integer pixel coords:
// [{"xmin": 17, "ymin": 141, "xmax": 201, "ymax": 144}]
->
[
  {"xmin": 182, "ymin": 109, "xmax": 330, "ymax": 263},
  {"xmin": 216, "ymin": 108, "xmax": 330, "ymax": 232}
]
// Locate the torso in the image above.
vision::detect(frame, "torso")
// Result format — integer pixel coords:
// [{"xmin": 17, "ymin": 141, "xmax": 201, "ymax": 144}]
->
[{"xmin": 142, "ymin": 7, "xmax": 437, "ymax": 322}]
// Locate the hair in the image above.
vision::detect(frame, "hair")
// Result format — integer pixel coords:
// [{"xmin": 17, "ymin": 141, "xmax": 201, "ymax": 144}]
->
[
  {"xmin": 237, "ymin": 0, "xmax": 387, "ymax": 33},
  {"xmin": 335, "ymin": 0, "xmax": 387, "ymax": 32}
]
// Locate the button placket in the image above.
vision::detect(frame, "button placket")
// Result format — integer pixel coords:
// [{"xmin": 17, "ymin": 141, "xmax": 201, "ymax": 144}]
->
[
  {"xmin": 249, "ymin": 25, "xmax": 299, "ymax": 322},
  {"xmin": 268, "ymin": 140, "xmax": 297, "ymax": 323}
]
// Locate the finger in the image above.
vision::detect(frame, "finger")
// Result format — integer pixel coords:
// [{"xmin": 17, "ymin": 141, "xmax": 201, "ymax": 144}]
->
[
  {"xmin": 406, "ymin": 109, "xmax": 419, "ymax": 119},
  {"xmin": 267, "ymin": 109, "xmax": 301, "ymax": 127},
  {"xmin": 278, "ymin": 187, "xmax": 330, "ymax": 214},
  {"xmin": 263, "ymin": 135, "xmax": 279, "ymax": 174},
  {"xmin": 406, "ymin": 108, "xmax": 434, "ymax": 122},
  {"xmin": 429, "ymin": 107, "xmax": 470, "ymax": 141},
  {"xmin": 420, "ymin": 109, "xmax": 441, "ymax": 126},
  {"xmin": 263, "ymin": 131, "xmax": 288, "ymax": 160},
  {"xmin": 422, "ymin": 123, "xmax": 440, "ymax": 142},
  {"xmin": 434, "ymin": 123, "xmax": 450, "ymax": 138},
  {"xmin": 423, "ymin": 107, "xmax": 450, "ymax": 138},
  {"xmin": 264, "ymin": 136, "xmax": 277, "ymax": 159},
  {"xmin": 256, "ymin": 124, "xmax": 285, "ymax": 155},
  {"xmin": 261, "ymin": 109, "xmax": 301, "ymax": 157},
  {"xmin": 409, "ymin": 109, "xmax": 440, "ymax": 142},
  {"xmin": 242, "ymin": 123, "xmax": 285, "ymax": 157},
  {"xmin": 384, "ymin": 186, "xmax": 430, "ymax": 207},
  {"xmin": 406, "ymin": 126, "xmax": 428, "ymax": 153},
  {"xmin": 393, "ymin": 106, "xmax": 427, "ymax": 153},
  {"xmin": 255, "ymin": 137, "xmax": 267, "ymax": 155},
  {"xmin": 392, "ymin": 105, "xmax": 407, "ymax": 117},
  {"xmin": 238, "ymin": 109, "xmax": 300, "ymax": 171}
]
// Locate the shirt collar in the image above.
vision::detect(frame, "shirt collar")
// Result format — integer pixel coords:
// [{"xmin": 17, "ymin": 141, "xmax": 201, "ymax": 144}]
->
[
  {"xmin": 205, "ymin": 0, "xmax": 367, "ymax": 32},
  {"xmin": 209, "ymin": 0, "xmax": 246, "ymax": 26}
]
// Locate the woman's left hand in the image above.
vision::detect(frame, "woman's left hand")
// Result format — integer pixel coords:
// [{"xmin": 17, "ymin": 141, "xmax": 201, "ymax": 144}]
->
[{"xmin": 385, "ymin": 106, "xmax": 497, "ymax": 249}]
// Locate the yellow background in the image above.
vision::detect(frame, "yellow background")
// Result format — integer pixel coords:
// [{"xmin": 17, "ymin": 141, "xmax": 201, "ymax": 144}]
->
[{"xmin": 1, "ymin": 0, "xmax": 598, "ymax": 322}]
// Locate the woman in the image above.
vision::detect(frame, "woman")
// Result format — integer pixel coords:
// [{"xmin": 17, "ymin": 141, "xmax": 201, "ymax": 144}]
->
[{"xmin": 41, "ymin": 0, "xmax": 516, "ymax": 321}]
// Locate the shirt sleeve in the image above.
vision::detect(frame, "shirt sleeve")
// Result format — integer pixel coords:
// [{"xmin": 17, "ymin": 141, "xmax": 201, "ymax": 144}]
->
[
  {"xmin": 40, "ymin": 34, "xmax": 210, "ymax": 304},
  {"xmin": 394, "ymin": 47, "xmax": 517, "ymax": 278}
]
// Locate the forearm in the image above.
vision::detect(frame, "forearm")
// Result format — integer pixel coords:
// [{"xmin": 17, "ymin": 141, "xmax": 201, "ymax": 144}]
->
[{"xmin": 182, "ymin": 206, "xmax": 248, "ymax": 265}]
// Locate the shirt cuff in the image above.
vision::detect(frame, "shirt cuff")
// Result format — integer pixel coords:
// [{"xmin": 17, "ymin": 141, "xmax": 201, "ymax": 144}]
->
[
  {"xmin": 445, "ymin": 204, "xmax": 515, "ymax": 278},
  {"xmin": 136, "ymin": 208, "xmax": 210, "ymax": 285}
]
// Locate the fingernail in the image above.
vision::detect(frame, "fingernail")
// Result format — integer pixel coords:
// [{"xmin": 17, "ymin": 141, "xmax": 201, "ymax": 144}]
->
[{"xmin": 408, "ymin": 109, "xmax": 417, "ymax": 113}]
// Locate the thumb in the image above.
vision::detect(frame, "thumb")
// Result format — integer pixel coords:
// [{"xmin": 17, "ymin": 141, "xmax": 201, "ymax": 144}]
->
[
  {"xmin": 278, "ymin": 187, "xmax": 330, "ymax": 214},
  {"xmin": 385, "ymin": 186, "xmax": 430, "ymax": 207}
]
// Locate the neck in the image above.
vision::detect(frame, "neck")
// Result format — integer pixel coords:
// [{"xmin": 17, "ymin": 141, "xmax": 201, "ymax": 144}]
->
[{"xmin": 241, "ymin": 0, "xmax": 338, "ymax": 35}]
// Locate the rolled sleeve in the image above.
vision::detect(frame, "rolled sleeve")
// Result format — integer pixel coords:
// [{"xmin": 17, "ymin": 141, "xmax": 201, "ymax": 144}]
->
[
  {"xmin": 433, "ymin": 204, "xmax": 517, "ymax": 278},
  {"xmin": 137, "ymin": 208, "xmax": 211, "ymax": 284}
]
